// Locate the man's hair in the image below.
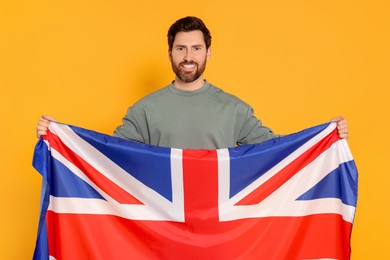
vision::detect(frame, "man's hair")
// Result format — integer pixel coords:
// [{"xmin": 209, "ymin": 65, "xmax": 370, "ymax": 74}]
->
[{"xmin": 167, "ymin": 16, "xmax": 212, "ymax": 51}]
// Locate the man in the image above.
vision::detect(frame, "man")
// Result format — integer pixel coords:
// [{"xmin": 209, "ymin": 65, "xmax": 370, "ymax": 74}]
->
[{"xmin": 36, "ymin": 16, "xmax": 349, "ymax": 148}]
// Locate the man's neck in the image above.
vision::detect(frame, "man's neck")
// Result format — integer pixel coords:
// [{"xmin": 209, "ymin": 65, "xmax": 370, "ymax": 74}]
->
[{"xmin": 173, "ymin": 77, "xmax": 205, "ymax": 92}]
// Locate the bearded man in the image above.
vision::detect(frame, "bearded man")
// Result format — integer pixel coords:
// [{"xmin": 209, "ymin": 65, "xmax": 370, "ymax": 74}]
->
[{"xmin": 36, "ymin": 16, "xmax": 349, "ymax": 149}]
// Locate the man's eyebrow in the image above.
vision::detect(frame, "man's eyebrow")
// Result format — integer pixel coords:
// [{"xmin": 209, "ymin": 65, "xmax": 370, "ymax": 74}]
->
[{"xmin": 174, "ymin": 44, "xmax": 204, "ymax": 48}]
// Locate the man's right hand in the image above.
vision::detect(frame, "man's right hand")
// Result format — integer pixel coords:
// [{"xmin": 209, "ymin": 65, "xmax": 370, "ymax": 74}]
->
[{"xmin": 36, "ymin": 115, "xmax": 56, "ymax": 138}]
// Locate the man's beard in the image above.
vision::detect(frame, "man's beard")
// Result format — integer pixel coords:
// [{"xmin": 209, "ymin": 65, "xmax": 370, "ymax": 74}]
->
[{"xmin": 171, "ymin": 60, "xmax": 207, "ymax": 83}]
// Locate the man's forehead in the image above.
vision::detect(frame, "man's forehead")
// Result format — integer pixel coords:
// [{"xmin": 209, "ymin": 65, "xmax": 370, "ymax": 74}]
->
[{"xmin": 173, "ymin": 30, "xmax": 206, "ymax": 46}]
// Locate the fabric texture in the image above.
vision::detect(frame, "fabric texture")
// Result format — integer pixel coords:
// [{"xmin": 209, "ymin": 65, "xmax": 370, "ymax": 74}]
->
[{"xmin": 114, "ymin": 81, "xmax": 276, "ymax": 149}]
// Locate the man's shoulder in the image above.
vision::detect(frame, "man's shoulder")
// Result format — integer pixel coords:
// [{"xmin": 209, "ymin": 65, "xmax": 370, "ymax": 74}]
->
[
  {"xmin": 134, "ymin": 85, "xmax": 171, "ymax": 105},
  {"xmin": 208, "ymin": 83, "xmax": 249, "ymax": 106}
]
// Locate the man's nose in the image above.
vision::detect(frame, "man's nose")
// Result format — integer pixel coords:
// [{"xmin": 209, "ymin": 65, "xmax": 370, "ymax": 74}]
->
[{"xmin": 183, "ymin": 50, "xmax": 194, "ymax": 61}]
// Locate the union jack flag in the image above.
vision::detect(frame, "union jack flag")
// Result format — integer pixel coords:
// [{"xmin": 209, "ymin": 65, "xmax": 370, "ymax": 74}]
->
[{"xmin": 33, "ymin": 122, "xmax": 358, "ymax": 260}]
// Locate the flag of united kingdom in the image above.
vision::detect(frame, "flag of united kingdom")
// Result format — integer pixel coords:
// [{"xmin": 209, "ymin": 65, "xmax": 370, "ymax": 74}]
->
[{"xmin": 33, "ymin": 122, "xmax": 357, "ymax": 260}]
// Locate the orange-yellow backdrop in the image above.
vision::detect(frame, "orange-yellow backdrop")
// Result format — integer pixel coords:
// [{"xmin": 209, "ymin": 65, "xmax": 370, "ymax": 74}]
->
[{"xmin": 1, "ymin": 0, "xmax": 389, "ymax": 259}]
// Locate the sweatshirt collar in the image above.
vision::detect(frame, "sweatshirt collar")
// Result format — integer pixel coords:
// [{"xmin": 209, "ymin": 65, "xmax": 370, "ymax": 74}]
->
[{"xmin": 168, "ymin": 80, "xmax": 211, "ymax": 96}]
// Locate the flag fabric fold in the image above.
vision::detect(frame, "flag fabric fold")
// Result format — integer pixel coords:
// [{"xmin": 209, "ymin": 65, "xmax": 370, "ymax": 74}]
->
[{"xmin": 32, "ymin": 122, "xmax": 358, "ymax": 260}]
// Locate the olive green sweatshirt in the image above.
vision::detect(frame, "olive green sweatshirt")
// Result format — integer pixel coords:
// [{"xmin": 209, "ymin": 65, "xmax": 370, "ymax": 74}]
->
[{"xmin": 114, "ymin": 81, "xmax": 276, "ymax": 149}]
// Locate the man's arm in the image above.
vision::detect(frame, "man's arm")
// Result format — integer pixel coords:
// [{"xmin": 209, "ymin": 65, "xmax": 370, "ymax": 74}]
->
[
  {"xmin": 113, "ymin": 106, "xmax": 146, "ymax": 143},
  {"xmin": 236, "ymin": 106, "xmax": 278, "ymax": 146}
]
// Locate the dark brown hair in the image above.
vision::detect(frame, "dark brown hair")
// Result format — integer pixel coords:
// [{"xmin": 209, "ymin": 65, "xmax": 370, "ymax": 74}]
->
[{"xmin": 167, "ymin": 16, "xmax": 212, "ymax": 51}]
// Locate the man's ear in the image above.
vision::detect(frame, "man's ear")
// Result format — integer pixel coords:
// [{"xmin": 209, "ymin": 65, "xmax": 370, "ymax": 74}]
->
[
  {"xmin": 206, "ymin": 47, "xmax": 212, "ymax": 61},
  {"xmin": 168, "ymin": 50, "xmax": 172, "ymax": 62}
]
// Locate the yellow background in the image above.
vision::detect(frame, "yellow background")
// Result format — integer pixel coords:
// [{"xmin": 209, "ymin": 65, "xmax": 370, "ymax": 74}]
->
[{"xmin": 1, "ymin": 0, "xmax": 389, "ymax": 259}]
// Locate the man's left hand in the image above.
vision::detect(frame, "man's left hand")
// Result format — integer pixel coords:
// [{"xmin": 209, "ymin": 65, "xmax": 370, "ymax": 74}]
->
[{"xmin": 330, "ymin": 116, "xmax": 349, "ymax": 139}]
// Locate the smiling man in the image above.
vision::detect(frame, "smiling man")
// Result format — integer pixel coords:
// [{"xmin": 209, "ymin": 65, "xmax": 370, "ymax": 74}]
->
[
  {"xmin": 169, "ymin": 30, "xmax": 211, "ymax": 90},
  {"xmin": 36, "ymin": 16, "xmax": 349, "ymax": 149}
]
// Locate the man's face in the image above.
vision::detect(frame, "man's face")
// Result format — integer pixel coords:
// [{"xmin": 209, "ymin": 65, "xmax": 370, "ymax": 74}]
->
[{"xmin": 169, "ymin": 30, "xmax": 211, "ymax": 83}]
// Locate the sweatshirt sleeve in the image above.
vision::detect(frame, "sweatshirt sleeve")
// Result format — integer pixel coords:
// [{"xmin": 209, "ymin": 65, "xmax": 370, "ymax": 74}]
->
[
  {"xmin": 236, "ymin": 106, "xmax": 278, "ymax": 145},
  {"xmin": 113, "ymin": 106, "xmax": 146, "ymax": 143}
]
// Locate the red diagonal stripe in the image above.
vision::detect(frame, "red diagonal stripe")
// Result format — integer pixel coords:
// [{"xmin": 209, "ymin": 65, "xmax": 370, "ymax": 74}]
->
[
  {"xmin": 236, "ymin": 128, "xmax": 340, "ymax": 205},
  {"xmin": 44, "ymin": 130, "xmax": 143, "ymax": 204}
]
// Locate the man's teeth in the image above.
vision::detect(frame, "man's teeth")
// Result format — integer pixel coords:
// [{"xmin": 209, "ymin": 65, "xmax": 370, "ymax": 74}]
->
[{"xmin": 183, "ymin": 64, "xmax": 195, "ymax": 68}]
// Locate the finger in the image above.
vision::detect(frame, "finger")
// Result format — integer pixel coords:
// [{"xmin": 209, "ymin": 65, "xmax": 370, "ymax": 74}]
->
[
  {"xmin": 37, "ymin": 115, "xmax": 56, "ymax": 128},
  {"xmin": 36, "ymin": 124, "xmax": 50, "ymax": 131},
  {"xmin": 36, "ymin": 130, "xmax": 47, "ymax": 138},
  {"xmin": 330, "ymin": 116, "xmax": 345, "ymax": 122},
  {"xmin": 37, "ymin": 121, "xmax": 50, "ymax": 130},
  {"xmin": 337, "ymin": 127, "xmax": 349, "ymax": 139},
  {"xmin": 42, "ymin": 115, "xmax": 56, "ymax": 122},
  {"xmin": 338, "ymin": 128, "xmax": 348, "ymax": 136},
  {"xmin": 337, "ymin": 122, "xmax": 348, "ymax": 130},
  {"xmin": 339, "ymin": 133, "xmax": 348, "ymax": 140}
]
